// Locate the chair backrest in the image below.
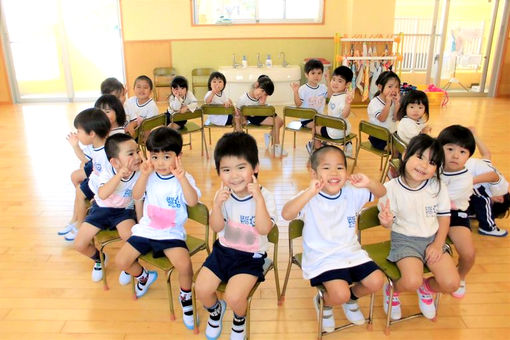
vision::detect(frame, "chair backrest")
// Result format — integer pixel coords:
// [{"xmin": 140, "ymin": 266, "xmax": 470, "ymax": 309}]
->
[
  {"xmin": 153, "ymin": 67, "xmax": 176, "ymax": 86},
  {"xmin": 171, "ymin": 108, "xmax": 204, "ymax": 123},
  {"xmin": 391, "ymin": 132, "xmax": 407, "ymax": 154},
  {"xmin": 288, "ymin": 219, "xmax": 304, "ymax": 241},
  {"xmin": 138, "ymin": 113, "xmax": 167, "ymax": 151},
  {"xmin": 187, "ymin": 202, "xmax": 210, "ymax": 252},
  {"xmin": 201, "ymin": 104, "xmax": 235, "ymax": 116},
  {"xmin": 359, "ymin": 120, "xmax": 391, "ymax": 143},
  {"xmin": 314, "ymin": 113, "xmax": 348, "ymax": 132},
  {"xmin": 357, "ymin": 205, "xmax": 381, "ymax": 232},
  {"xmin": 192, "ymin": 68, "xmax": 215, "ymax": 78},
  {"xmin": 283, "ymin": 106, "xmax": 316, "ymax": 120},
  {"xmin": 241, "ymin": 105, "xmax": 276, "ymax": 117}
]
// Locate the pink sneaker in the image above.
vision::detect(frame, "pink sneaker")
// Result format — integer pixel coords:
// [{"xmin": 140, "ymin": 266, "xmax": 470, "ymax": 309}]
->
[
  {"xmin": 417, "ymin": 282, "xmax": 436, "ymax": 319},
  {"xmin": 383, "ymin": 283, "xmax": 401, "ymax": 320},
  {"xmin": 451, "ymin": 280, "xmax": 466, "ymax": 299}
]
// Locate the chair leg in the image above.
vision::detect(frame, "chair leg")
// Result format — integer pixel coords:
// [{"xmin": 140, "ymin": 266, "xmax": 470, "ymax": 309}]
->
[
  {"xmin": 279, "ymin": 256, "xmax": 294, "ymax": 305},
  {"xmin": 189, "ymin": 134, "xmax": 192, "ymax": 150},
  {"xmin": 293, "ymin": 131, "xmax": 296, "ymax": 148},
  {"xmin": 99, "ymin": 247, "xmax": 108, "ymax": 291},
  {"xmin": 281, "ymin": 127, "xmax": 286, "ymax": 150},
  {"xmin": 208, "ymin": 128, "xmax": 212, "ymax": 145},
  {"xmin": 167, "ymin": 269, "xmax": 176, "ymax": 320},
  {"xmin": 273, "ymin": 265, "xmax": 281, "ymax": 305},
  {"xmin": 191, "ymin": 283, "xmax": 200, "ymax": 334},
  {"xmin": 131, "ymin": 275, "xmax": 137, "ymax": 300},
  {"xmin": 202, "ymin": 130, "xmax": 209, "ymax": 159},
  {"xmin": 385, "ymin": 279, "xmax": 394, "ymax": 336},
  {"xmin": 380, "ymin": 155, "xmax": 390, "ymax": 183},
  {"xmin": 367, "ymin": 292, "xmax": 375, "ymax": 331},
  {"xmin": 351, "ymin": 144, "xmax": 361, "ymax": 171},
  {"xmin": 317, "ymin": 289, "xmax": 324, "ymax": 340},
  {"xmin": 246, "ymin": 295, "xmax": 253, "ymax": 340}
]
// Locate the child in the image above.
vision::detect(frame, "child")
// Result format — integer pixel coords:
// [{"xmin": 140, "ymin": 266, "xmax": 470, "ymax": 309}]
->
[
  {"xmin": 236, "ymin": 75, "xmax": 286, "ymax": 157},
  {"xmin": 281, "ymin": 145, "xmax": 386, "ymax": 332},
  {"xmin": 124, "ymin": 75, "xmax": 159, "ymax": 136},
  {"xmin": 95, "ymin": 94, "xmax": 127, "ymax": 135},
  {"xmin": 167, "ymin": 76, "xmax": 198, "ymax": 130},
  {"xmin": 204, "ymin": 71, "xmax": 240, "ymax": 131},
  {"xmin": 396, "ymin": 89, "xmax": 432, "ymax": 144},
  {"xmin": 74, "ymin": 133, "xmax": 141, "ymax": 285},
  {"xmin": 310, "ymin": 66, "xmax": 354, "ymax": 156},
  {"xmin": 195, "ymin": 132, "xmax": 277, "ymax": 340},
  {"xmin": 367, "ymin": 71, "xmax": 401, "ymax": 150},
  {"xmin": 101, "ymin": 77, "xmax": 127, "ymax": 104},
  {"xmin": 437, "ymin": 125, "xmax": 476, "ymax": 298},
  {"xmin": 378, "ymin": 134, "xmax": 460, "ymax": 320},
  {"xmin": 115, "ymin": 127, "xmax": 200, "ymax": 330},
  {"xmin": 466, "ymin": 128, "xmax": 509, "ymax": 237}
]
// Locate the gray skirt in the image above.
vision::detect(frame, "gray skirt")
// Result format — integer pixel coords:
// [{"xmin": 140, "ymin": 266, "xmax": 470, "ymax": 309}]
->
[{"xmin": 387, "ymin": 231, "xmax": 436, "ymax": 263}]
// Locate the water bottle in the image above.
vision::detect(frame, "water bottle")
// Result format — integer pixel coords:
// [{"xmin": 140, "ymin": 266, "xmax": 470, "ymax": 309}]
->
[
  {"xmin": 242, "ymin": 55, "xmax": 248, "ymax": 68},
  {"xmin": 266, "ymin": 54, "xmax": 272, "ymax": 68}
]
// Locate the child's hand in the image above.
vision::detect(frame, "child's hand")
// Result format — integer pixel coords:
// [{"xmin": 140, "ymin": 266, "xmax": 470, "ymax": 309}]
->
[
  {"xmin": 324, "ymin": 71, "xmax": 330, "ymax": 82},
  {"xmin": 349, "ymin": 173, "xmax": 370, "ymax": 188},
  {"xmin": 392, "ymin": 91, "xmax": 401, "ymax": 105},
  {"xmin": 179, "ymin": 105, "xmax": 188, "ymax": 113},
  {"xmin": 346, "ymin": 90, "xmax": 354, "ymax": 104},
  {"xmin": 378, "ymin": 199, "xmax": 394, "ymax": 228},
  {"xmin": 171, "ymin": 87, "xmax": 181, "ymax": 98},
  {"xmin": 258, "ymin": 94, "xmax": 267, "ymax": 105},
  {"xmin": 214, "ymin": 182, "xmax": 231, "ymax": 207},
  {"xmin": 247, "ymin": 175, "xmax": 263, "ymax": 200},
  {"xmin": 468, "ymin": 126, "xmax": 477, "ymax": 135},
  {"xmin": 224, "ymin": 99, "xmax": 233, "ymax": 108},
  {"xmin": 290, "ymin": 82, "xmax": 300, "ymax": 92},
  {"xmin": 119, "ymin": 158, "xmax": 135, "ymax": 178},
  {"xmin": 491, "ymin": 195, "xmax": 504, "ymax": 203},
  {"xmin": 66, "ymin": 132, "xmax": 79, "ymax": 147},
  {"xmin": 309, "ymin": 178, "xmax": 325, "ymax": 195},
  {"xmin": 421, "ymin": 125, "xmax": 432, "ymax": 134},
  {"xmin": 425, "ymin": 242, "xmax": 443, "ymax": 264},
  {"xmin": 170, "ymin": 156, "xmax": 186, "ymax": 180},
  {"xmin": 140, "ymin": 158, "xmax": 154, "ymax": 176}
]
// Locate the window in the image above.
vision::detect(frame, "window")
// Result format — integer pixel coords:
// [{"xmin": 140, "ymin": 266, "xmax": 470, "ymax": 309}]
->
[{"xmin": 193, "ymin": 0, "xmax": 323, "ymax": 25}]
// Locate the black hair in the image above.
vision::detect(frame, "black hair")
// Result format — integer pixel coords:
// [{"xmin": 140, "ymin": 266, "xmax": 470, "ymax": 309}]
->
[
  {"xmin": 134, "ymin": 75, "xmax": 153, "ymax": 90},
  {"xmin": 100, "ymin": 77, "xmax": 124, "ymax": 96},
  {"xmin": 171, "ymin": 75, "xmax": 189, "ymax": 90},
  {"xmin": 399, "ymin": 134, "xmax": 444, "ymax": 183},
  {"xmin": 207, "ymin": 71, "xmax": 227, "ymax": 91},
  {"xmin": 73, "ymin": 108, "xmax": 111, "ymax": 139},
  {"xmin": 304, "ymin": 59, "xmax": 324, "ymax": 74},
  {"xmin": 374, "ymin": 71, "xmax": 401, "ymax": 97},
  {"xmin": 332, "ymin": 66, "xmax": 353, "ymax": 83},
  {"xmin": 396, "ymin": 89, "xmax": 429, "ymax": 121},
  {"xmin": 94, "ymin": 94, "xmax": 127, "ymax": 127},
  {"xmin": 256, "ymin": 75, "xmax": 274, "ymax": 96},
  {"xmin": 214, "ymin": 132, "xmax": 259, "ymax": 175},
  {"xmin": 146, "ymin": 126, "xmax": 183, "ymax": 155},
  {"xmin": 105, "ymin": 133, "xmax": 134, "ymax": 160},
  {"xmin": 310, "ymin": 145, "xmax": 346, "ymax": 170},
  {"xmin": 437, "ymin": 124, "xmax": 476, "ymax": 156}
]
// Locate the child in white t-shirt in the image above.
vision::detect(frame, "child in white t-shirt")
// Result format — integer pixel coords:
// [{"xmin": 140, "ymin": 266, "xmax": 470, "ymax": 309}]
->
[
  {"xmin": 282, "ymin": 145, "xmax": 386, "ymax": 332},
  {"xmin": 167, "ymin": 76, "xmax": 198, "ymax": 130},
  {"xmin": 124, "ymin": 75, "xmax": 159, "ymax": 136},
  {"xmin": 396, "ymin": 90, "xmax": 431, "ymax": 144},
  {"xmin": 204, "ymin": 71, "xmax": 240, "ymax": 130}
]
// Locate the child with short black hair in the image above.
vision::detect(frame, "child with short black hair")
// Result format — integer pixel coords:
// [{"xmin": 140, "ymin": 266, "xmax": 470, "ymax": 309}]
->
[
  {"xmin": 124, "ymin": 75, "xmax": 159, "ymax": 136},
  {"xmin": 95, "ymin": 94, "xmax": 127, "ymax": 135},
  {"xmin": 195, "ymin": 132, "xmax": 277, "ymax": 340},
  {"xmin": 204, "ymin": 71, "xmax": 240, "ymax": 131},
  {"xmin": 115, "ymin": 127, "xmax": 200, "ymax": 330},
  {"xmin": 74, "ymin": 132, "xmax": 141, "ymax": 285},
  {"xmin": 167, "ymin": 75, "xmax": 198, "ymax": 130},
  {"xmin": 396, "ymin": 90, "xmax": 431, "ymax": 144},
  {"xmin": 282, "ymin": 145, "xmax": 386, "ymax": 332},
  {"xmin": 101, "ymin": 77, "xmax": 126, "ymax": 104}
]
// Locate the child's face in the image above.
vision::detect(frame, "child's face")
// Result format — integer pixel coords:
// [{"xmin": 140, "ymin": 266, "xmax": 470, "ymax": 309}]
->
[
  {"xmin": 210, "ymin": 77, "xmax": 225, "ymax": 93},
  {"xmin": 312, "ymin": 150, "xmax": 347, "ymax": 195},
  {"xmin": 406, "ymin": 103, "xmax": 425, "ymax": 121},
  {"xmin": 149, "ymin": 150, "xmax": 179, "ymax": 176},
  {"xmin": 114, "ymin": 140, "xmax": 141, "ymax": 173},
  {"xmin": 252, "ymin": 88, "xmax": 267, "ymax": 100},
  {"xmin": 100, "ymin": 105, "xmax": 117, "ymax": 126},
  {"xmin": 330, "ymin": 75, "xmax": 348, "ymax": 93},
  {"xmin": 172, "ymin": 86, "xmax": 187, "ymax": 98},
  {"xmin": 218, "ymin": 156, "xmax": 258, "ymax": 196},
  {"xmin": 442, "ymin": 143, "xmax": 470, "ymax": 172},
  {"xmin": 76, "ymin": 127, "xmax": 94, "ymax": 145},
  {"xmin": 305, "ymin": 68, "xmax": 323, "ymax": 86},
  {"xmin": 379, "ymin": 78, "xmax": 400, "ymax": 100},
  {"xmin": 134, "ymin": 80, "xmax": 151, "ymax": 102},
  {"xmin": 404, "ymin": 148, "xmax": 437, "ymax": 186}
]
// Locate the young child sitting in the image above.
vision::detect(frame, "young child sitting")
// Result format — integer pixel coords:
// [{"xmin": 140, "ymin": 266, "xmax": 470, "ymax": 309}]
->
[
  {"xmin": 115, "ymin": 127, "xmax": 200, "ymax": 330},
  {"xmin": 195, "ymin": 132, "xmax": 277, "ymax": 340},
  {"xmin": 396, "ymin": 89, "xmax": 431, "ymax": 144},
  {"xmin": 236, "ymin": 75, "xmax": 286, "ymax": 157},
  {"xmin": 282, "ymin": 145, "xmax": 386, "ymax": 332},
  {"xmin": 74, "ymin": 132, "xmax": 141, "ymax": 284},
  {"xmin": 124, "ymin": 75, "xmax": 159, "ymax": 136},
  {"xmin": 95, "ymin": 94, "xmax": 127, "ymax": 135},
  {"xmin": 167, "ymin": 76, "xmax": 198, "ymax": 130},
  {"xmin": 378, "ymin": 134, "xmax": 460, "ymax": 320},
  {"xmin": 101, "ymin": 77, "xmax": 127, "ymax": 104},
  {"xmin": 204, "ymin": 71, "xmax": 240, "ymax": 131}
]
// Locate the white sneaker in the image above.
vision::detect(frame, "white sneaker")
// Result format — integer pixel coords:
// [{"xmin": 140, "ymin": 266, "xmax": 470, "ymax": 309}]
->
[
  {"xmin": 273, "ymin": 144, "xmax": 288, "ymax": 157},
  {"xmin": 206, "ymin": 299, "xmax": 226, "ymax": 340},
  {"xmin": 478, "ymin": 226, "xmax": 508, "ymax": 237},
  {"xmin": 417, "ymin": 283, "xmax": 436, "ymax": 319},
  {"xmin": 383, "ymin": 283, "xmax": 401, "ymax": 320},
  {"xmin": 344, "ymin": 142, "xmax": 353, "ymax": 157},
  {"xmin": 313, "ymin": 293, "xmax": 335, "ymax": 333},
  {"xmin": 451, "ymin": 280, "xmax": 466, "ymax": 299},
  {"xmin": 135, "ymin": 270, "xmax": 158, "ymax": 298},
  {"xmin": 64, "ymin": 226, "xmax": 78, "ymax": 241},
  {"xmin": 230, "ymin": 326, "xmax": 246, "ymax": 340},
  {"xmin": 118, "ymin": 271, "xmax": 131, "ymax": 286},
  {"xmin": 91, "ymin": 254, "xmax": 107, "ymax": 282},
  {"xmin": 264, "ymin": 133, "xmax": 271, "ymax": 150},
  {"xmin": 306, "ymin": 140, "xmax": 314, "ymax": 155},
  {"xmin": 342, "ymin": 301, "xmax": 365, "ymax": 325},
  {"xmin": 58, "ymin": 222, "xmax": 76, "ymax": 235}
]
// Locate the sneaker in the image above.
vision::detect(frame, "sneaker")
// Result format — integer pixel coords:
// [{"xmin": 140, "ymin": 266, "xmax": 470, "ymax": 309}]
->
[
  {"xmin": 417, "ymin": 283, "xmax": 436, "ymax": 319},
  {"xmin": 313, "ymin": 293, "xmax": 335, "ymax": 333},
  {"xmin": 264, "ymin": 133, "xmax": 271, "ymax": 150},
  {"xmin": 306, "ymin": 140, "xmax": 314, "ymax": 155},
  {"xmin": 118, "ymin": 271, "xmax": 132, "ymax": 286},
  {"xmin": 91, "ymin": 253, "xmax": 107, "ymax": 282},
  {"xmin": 64, "ymin": 226, "xmax": 78, "ymax": 241},
  {"xmin": 342, "ymin": 301, "xmax": 365, "ymax": 325},
  {"xmin": 180, "ymin": 291, "xmax": 195, "ymax": 330},
  {"xmin": 58, "ymin": 222, "xmax": 76, "ymax": 235},
  {"xmin": 478, "ymin": 226, "xmax": 508, "ymax": 237},
  {"xmin": 230, "ymin": 316, "xmax": 246, "ymax": 340},
  {"xmin": 274, "ymin": 144, "xmax": 288, "ymax": 157},
  {"xmin": 135, "ymin": 270, "xmax": 158, "ymax": 298},
  {"xmin": 383, "ymin": 283, "xmax": 401, "ymax": 320},
  {"xmin": 344, "ymin": 142, "xmax": 353, "ymax": 157},
  {"xmin": 206, "ymin": 299, "xmax": 226, "ymax": 340},
  {"xmin": 451, "ymin": 280, "xmax": 466, "ymax": 299}
]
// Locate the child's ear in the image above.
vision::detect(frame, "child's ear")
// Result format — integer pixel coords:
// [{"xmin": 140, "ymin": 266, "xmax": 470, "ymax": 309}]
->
[
  {"xmin": 254, "ymin": 164, "xmax": 260, "ymax": 175},
  {"xmin": 110, "ymin": 158, "xmax": 120, "ymax": 168}
]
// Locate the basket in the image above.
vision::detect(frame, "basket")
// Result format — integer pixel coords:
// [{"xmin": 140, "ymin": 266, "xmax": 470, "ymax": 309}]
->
[{"xmin": 426, "ymin": 91, "xmax": 446, "ymax": 106}]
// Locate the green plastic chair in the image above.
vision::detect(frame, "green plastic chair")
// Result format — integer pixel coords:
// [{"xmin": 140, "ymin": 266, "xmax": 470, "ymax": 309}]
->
[
  {"xmin": 192, "ymin": 68, "xmax": 215, "ymax": 100},
  {"xmin": 382, "ymin": 133, "xmax": 407, "ymax": 181},
  {"xmin": 131, "ymin": 203, "xmax": 210, "ymax": 320},
  {"xmin": 202, "ymin": 104, "xmax": 236, "ymax": 145},
  {"xmin": 137, "ymin": 113, "xmax": 166, "ymax": 155},
  {"xmin": 241, "ymin": 105, "xmax": 277, "ymax": 155},
  {"xmin": 153, "ymin": 67, "xmax": 176, "ymax": 101},
  {"xmin": 281, "ymin": 106, "xmax": 316, "ymax": 152},
  {"xmin": 280, "ymin": 219, "xmax": 374, "ymax": 339},
  {"xmin": 313, "ymin": 113, "xmax": 358, "ymax": 160},
  {"xmin": 94, "ymin": 229, "xmax": 121, "ymax": 291},
  {"xmin": 170, "ymin": 109, "xmax": 209, "ymax": 159}
]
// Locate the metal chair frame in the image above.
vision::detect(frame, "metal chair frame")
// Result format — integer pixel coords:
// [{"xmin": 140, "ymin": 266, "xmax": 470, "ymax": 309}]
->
[
  {"xmin": 170, "ymin": 108, "xmax": 209, "ymax": 159},
  {"xmin": 312, "ymin": 113, "xmax": 358, "ymax": 160},
  {"xmin": 201, "ymin": 104, "xmax": 236, "ymax": 145}
]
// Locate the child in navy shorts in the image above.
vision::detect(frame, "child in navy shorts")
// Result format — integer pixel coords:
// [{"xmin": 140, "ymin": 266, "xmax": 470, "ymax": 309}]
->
[{"xmin": 195, "ymin": 132, "xmax": 277, "ymax": 340}]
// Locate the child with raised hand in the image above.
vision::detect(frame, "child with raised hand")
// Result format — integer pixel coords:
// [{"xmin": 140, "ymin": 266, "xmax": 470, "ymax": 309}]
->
[
  {"xmin": 74, "ymin": 133, "xmax": 141, "ymax": 284},
  {"xmin": 115, "ymin": 127, "xmax": 200, "ymax": 330},
  {"xmin": 195, "ymin": 132, "xmax": 277, "ymax": 340},
  {"xmin": 167, "ymin": 76, "xmax": 198, "ymax": 130},
  {"xmin": 367, "ymin": 71, "xmax": 401, "ymax": 150},
  {"xmin": 378, "ymin": 134, "xmax": 460, "ymax": 321},
  {"xmin": 236, "ymin": 75, "xmax": 286, "ymax": 157},
  {"xmin": 95, "ymin": 94, "xmax": 127, "ymax": 135},
  {"xmin": 396, "ymin": 89, "xmax": 431, "ymax": 144},
  {"xmin": 204, "ymin": 71, "xmax": 240, "ymax": 131},
  {"xmin": 282, "ymin": 145, "xmax": 385, "ymax": 332},
  {"xmin": 101, "ymin": 77, "xmax": 127, "ymax": 104},
  {"xmin": 124, "ymin": 75, "xmax": 159, "ymax": 136}
]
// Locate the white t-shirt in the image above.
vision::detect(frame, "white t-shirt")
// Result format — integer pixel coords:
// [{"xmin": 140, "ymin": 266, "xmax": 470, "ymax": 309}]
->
[
  {"xmin": 397, "ymin": 116, "xmax": 425, "ymax": 144},
  {"xmin": 379, "ymin": 177, "xmax": 451, "ymax": 238},
  {"xmin": 298, "ymin": 184, "xmax": 374, "ymax": 280},
  {"xmin": 204, "ymin": 90, "xmax": 230, "ymax": 126},
  {"xmin": 168, "ymin": 92, "xmax": 198, "ymax": 114},
  {"xmin": 80, "ymin": 142, "xmax": 93, "ymax": 161},
  {"xmin": 236, "ymin": 92, "xmax": 261, "ymax": 109},
  {"xmin": 92, "ymin": 165, "xmax": 140, "ymax": 209},
  {"xmin": 87, "ymin": 145, "xmax": 109, "ymax": 194},
  {"xmin": 298, "ymin": 83, "xmax": 328, "ymax": 114},
  {"xmin": 326, "ymin": 93, "xmax": 351, "ymax": 139},
  {"xmin": 466, "ymin": 158, "xmax": 509, "ymax": 197},
  {"xmin": 131, "ymin": 172, "xmax": 201, "ymax": 240},
  {"xmin": 440, "ymin": 168, "xmax": 473, "ymax": 211},
  {"xmin": 124, "ymin": 96, "xmax": 159, "ymax": 122},
  {"xmin": 109, "ymin": 127, "xmax": 126, "ymax": 136},
  {"xmin": 367, "ymin": 96, "xmax": 397, "ymax": 133},
  {"xmin": 219, "ymin": 187, "xmax": 277, "ymax": 254}
]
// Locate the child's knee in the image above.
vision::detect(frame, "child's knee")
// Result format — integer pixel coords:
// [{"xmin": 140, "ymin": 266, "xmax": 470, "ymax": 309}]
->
[
  {"xmin": 399, "ymin": 275, "xmax": 423, "ymax": 291},
  {"xmin": 224, "ymin": 291, "xmax": 247, "ymax": 309},
  {"xmin": 364, "ymin": 270, "xmax": 385, "ymax": 292},
  {"xmin": 436, "ymin": 275, "xmax": 460, "ymax": 293},
  {"xmin": 115, "ymin": 253, "xmax": 132, "ymax": 271},
  {"xmin": 325, "ymin": 287, "xmax": 350, "ymax": 305},
  {"xmin": 74, "ymin": 237, "xmax": 90, "ymax": 254}
]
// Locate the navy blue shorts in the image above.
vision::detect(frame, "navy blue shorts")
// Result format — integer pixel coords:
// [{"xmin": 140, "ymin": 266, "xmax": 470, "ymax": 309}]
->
[
  {"xmin": 127, "ymin": 236, "xmax": 188, "ymax": 258},
  {"xmin": 301, "ymin": 119, "xmax": 313, "ymax": 127},
  {"xmin": 84, "ymin": 202, "xmax": 136, "ymax": 230},
  {"xmin": 450, "ymin": 209, "xmax": 471, "ymax": 229},
  {"xmin": 320, "ymin": 126, "xmax": 331, "ymax": 138},
  {"xmin": 79, "ymin": 178, "xmax": 94, "ymax": 200},
  {"xmin": 203, "ymin": 240, "xmax": 266, "ymax": 283},
  {"xmin": 368, "ymin": 136, "xmax": 387, "ymax": 150},
  {"xmin": 310, "ymin": 261, "xmax": 380, "ymax": 287},
  {"xmin": 246, "ymin": 115, "xmax": 267, "ymax": 126},
  {"xmin": 84, "ymin": 160, "xmax": 93, "ymax": 177},
  {"xmin": 225, "ymin": 115, "xmax": 234, "ymax": 125}
]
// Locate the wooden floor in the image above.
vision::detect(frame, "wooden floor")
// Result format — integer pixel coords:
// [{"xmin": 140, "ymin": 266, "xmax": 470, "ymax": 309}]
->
[{"xmin": 0, "ymin": 97, "xmax": 509, "ymax": 340}]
